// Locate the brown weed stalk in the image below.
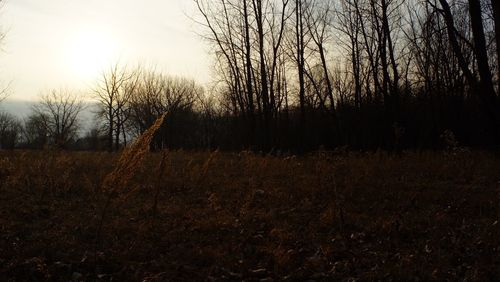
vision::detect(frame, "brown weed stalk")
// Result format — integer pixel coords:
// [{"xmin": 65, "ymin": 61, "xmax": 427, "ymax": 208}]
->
[
  {"xmin": 101, "ymin": 113, "xmax": 167, "ymax": 194},
  {"xmin": 95, "ymin": 113, "xmax": 167, "ymax": 262}
]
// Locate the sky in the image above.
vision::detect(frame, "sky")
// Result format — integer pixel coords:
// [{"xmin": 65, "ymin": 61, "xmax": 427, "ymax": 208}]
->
[{"xmin": 0, "ymin": 0, "xmax": 211, "ymax": 102}]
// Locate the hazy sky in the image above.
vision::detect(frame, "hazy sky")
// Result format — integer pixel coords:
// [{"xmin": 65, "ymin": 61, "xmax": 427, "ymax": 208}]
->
[{"xmin": 0, "ymin": 0, "xmax": 211, "ymax": 101}]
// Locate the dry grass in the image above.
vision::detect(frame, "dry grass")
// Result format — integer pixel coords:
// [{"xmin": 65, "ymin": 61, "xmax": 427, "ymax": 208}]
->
[
  {"xmin": 102, "ymin": 113, "xmax": 166, "ymax": 195},
  {"xmin": 95, "ymin": 113, "xmax": 167, "ymax": 268},
  {"xmin": 0, "ymin": 149, "xmax": 499, "ymax": 281}
]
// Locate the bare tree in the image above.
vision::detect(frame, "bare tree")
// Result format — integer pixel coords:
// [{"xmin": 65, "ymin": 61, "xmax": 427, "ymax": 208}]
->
[
  {"xmin": 336, "ymin": 0, "xmax": 363, "ymax": 108},
  {"xmin": 195, "ymin": 0, "xmax": 246, "ymax": 116},
  {"xmin": 129, "ymin": 70, "xmax": 201, "ymax": 133},
  {"xmin": 195, "ymin": 0, "xmax": 291, "ymax": 148},
  {"xmin": 305, "ymin": 0, "xmax": 336, "ymax": 113},
  {"xmin": 94, "ymin": 64, "xmax": 139, "ymax": 151},
  {"xmin": 126, "ymin": 69, "xmax": 204, "ymax": 149},
  {"xmin": 468, "ymin": 0, "xmax": 496, "ymax": 98},
  {"xmin": 467, "ymin": 0, "xmax": 500, "ymax": 140},
  {"xmin": 492, "ymin": 0, "xmax": 500, "ymax": 83},
  {"xmin": 294, "ymin": 0, "xmax": 308, "ymax": 125},
  {"xmin": 31, "ymin": 89, "xmax": 84, "ymax": 148},
  {"xmin": 428, "ymin": 0, "xmax": 499, "ymax": 140}
]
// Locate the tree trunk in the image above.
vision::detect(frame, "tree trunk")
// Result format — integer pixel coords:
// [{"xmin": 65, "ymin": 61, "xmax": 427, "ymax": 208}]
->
[
  {"xmin": 108, "ymin": 106, "xmax": 114, "ymax": 152},
  {"xmin": 438, "ymin": 0, "xmax": 476, "ymax": 87},
  {"xmin": 296, "ymin": 0, "xmax": 306, "ymax": 140},
  {"xmin": 253, "ymin": 0, "xmax": 271, "ymax": 149},
  {"xmin": 492, "ymin": 0, "xmax": 500, "ymax": 85},
  {"xmin": 468, "ymin": 0, "xmax": 496, "ymax": 98},
  {"xmin": 243, "ymin": 0, "xmax": 255, "ymax": 120},
  {"xmin": 468, "ymin": 0, "xmax": 499, "ymax": 143}
]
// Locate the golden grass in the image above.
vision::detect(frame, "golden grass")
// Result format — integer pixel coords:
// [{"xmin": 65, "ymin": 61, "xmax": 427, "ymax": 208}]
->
[
  {"xmin": 96, "ymin": 113, "xmax": 167, "ymax": 258},
  {"xmin": 102, "ymin": 113, "xmax": 167, "ymax": 195}
]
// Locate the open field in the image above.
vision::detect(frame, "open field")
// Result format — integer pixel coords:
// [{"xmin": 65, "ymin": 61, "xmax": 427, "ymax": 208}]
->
[{"xmin": 0, "ymin": 150, "xmax": 499, "ymax": 281}]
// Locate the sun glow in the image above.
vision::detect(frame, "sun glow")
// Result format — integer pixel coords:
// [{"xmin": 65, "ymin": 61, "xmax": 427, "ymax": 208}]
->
[{"xmin": 65, "ymin": 28, "xmax": 118, "ymax": 81}]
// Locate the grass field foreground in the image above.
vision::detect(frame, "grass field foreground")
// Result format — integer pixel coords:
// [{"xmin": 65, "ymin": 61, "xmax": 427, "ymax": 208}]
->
[{"xmin": 0, "ymin": 149, "xmax": 499, "ymax": 281}]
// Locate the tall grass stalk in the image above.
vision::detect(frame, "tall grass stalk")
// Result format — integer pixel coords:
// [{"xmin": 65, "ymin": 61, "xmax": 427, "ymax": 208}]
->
[{"xmin": 95, "ymin": 113, "xmax": 167, "ymax": 268}]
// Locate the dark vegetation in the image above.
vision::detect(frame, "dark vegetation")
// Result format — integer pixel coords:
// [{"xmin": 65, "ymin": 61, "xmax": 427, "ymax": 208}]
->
[{"xmin": 0, "ymin": 149, "xmax": 499, "ymax": 281}]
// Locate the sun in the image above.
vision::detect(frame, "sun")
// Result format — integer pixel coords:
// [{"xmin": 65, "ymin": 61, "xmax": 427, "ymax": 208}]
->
[{"xmin": 65, "ymin": 28, "xmax": 117, "ymax": 81}]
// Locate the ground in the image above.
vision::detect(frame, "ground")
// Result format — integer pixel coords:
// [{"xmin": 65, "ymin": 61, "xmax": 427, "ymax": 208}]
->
[{"xmin": 0, "ymin": 150, "xmax": 499, "ymax": 281}]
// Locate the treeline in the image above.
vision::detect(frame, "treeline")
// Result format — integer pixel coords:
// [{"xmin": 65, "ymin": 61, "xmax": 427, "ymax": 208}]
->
[
  {"xmin": 2, "ymin": 0, "xmax": 500, "ymax": 151},
  {"xmin": 0, "ymin": 70, "xmax": 208, "ymax": 151},
  {"xmin": 193, "ymin": 0, "xmax": 500, "ymax": 150}
]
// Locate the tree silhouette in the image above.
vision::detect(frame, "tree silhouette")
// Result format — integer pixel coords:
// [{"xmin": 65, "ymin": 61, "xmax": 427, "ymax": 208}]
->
[{"xmin": 31, "ymin": 89, "xmax": 84, "ymax": 149}]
